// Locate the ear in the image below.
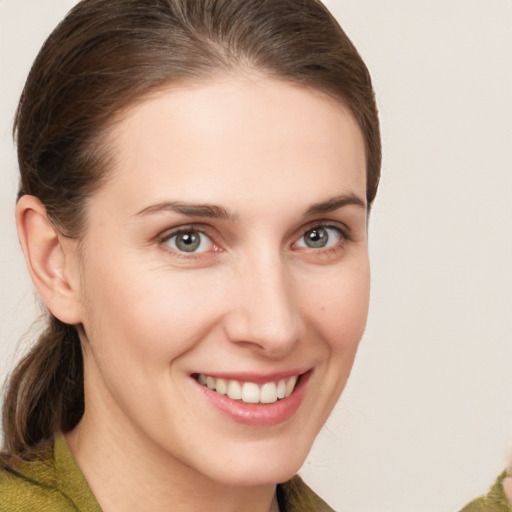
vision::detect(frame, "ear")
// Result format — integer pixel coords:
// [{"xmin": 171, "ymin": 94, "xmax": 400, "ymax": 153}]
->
[{"xmin": 15, "ymin": 195, "xmax": 82, "ymax": 325}]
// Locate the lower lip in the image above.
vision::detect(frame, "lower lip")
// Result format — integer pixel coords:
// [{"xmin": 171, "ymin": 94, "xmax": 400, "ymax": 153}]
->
[{"xmin": 194, "ymin": 372, "xmax": 311, "ymax": 427}]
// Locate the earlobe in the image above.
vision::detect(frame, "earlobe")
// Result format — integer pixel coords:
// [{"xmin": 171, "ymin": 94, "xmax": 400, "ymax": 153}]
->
[{"xmin": 15, "ymin": 195, "xmax": 82, "ymax": 325}]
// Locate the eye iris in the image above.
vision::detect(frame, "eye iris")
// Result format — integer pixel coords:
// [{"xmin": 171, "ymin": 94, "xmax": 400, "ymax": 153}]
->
[
  {"xmin": 304, "ymin": 227, "xmax": 328, "ymax": 248},
  {"xmin": 176, "ymin": 232, "xmax": 201, "ymax": 252}
]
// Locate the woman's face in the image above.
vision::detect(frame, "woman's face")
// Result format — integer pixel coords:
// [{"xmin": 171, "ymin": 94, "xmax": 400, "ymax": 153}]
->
[{"xmin": 73, "ymin": 76, "xmax": 369, "ymax": 486}]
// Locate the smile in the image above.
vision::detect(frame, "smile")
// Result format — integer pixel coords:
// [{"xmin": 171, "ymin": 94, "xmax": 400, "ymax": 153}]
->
[{"xmin": 196, "ymin": 374, "xmax": 299, "ymax": 404}]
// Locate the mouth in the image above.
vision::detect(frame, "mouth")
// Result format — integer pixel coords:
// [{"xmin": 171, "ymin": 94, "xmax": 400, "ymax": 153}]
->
[
  {"xmin": 194, "ymin": 373, "xmax": 299, "ymax": 405},
  {"xmin": 192, "ymin": 370, "xmax": 311, "ymax": 426}
]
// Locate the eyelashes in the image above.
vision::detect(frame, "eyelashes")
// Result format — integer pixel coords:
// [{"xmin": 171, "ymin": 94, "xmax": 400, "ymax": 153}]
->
[
  {"xmin": 159, "ymin": 222, "xmax": 350, "ymax": 260},
  {"xmin": 163, "ymin": 229, "xmax": 215, "ymax": 254},
  {"xmin": 295, "ymin": 225, "xmax": 345, "ymax": 250},
  {"xmin": 159, "ymin": 226, "xmax": 221, "ymax": 261}
]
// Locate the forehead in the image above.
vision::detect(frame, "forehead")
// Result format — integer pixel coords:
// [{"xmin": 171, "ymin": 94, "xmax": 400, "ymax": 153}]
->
[{"xmin": 99, "ymin": 76, "xmax": 367, "ymax": 214}]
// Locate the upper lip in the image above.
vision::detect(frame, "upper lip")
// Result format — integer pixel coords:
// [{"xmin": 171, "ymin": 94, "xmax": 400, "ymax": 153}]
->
[{"xmin": 191, "ymin": 368, "xmax": 310, "ymax": 385}]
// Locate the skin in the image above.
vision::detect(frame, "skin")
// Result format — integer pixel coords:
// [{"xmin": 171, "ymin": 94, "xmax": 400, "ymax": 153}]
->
[
  {"xmin": 17, "ymin": 75, "xmax": 370, "ymax": 512},
  {"xmin": 504, "ymin": 470, "xmax": 512, "ymax": 503}
]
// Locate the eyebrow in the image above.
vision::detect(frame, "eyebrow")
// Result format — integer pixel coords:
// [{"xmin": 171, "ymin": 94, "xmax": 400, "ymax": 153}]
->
[
  {"xmin": 134, "ymin": 193, "xmax": 366, "ymax": 220},
  {"xmin": 304, "ymin": 194, "xmax": 366, "ymax": 216},
  {"xmin": 135, "ymin": 201, "xmax": 235, "ymax": 220}
]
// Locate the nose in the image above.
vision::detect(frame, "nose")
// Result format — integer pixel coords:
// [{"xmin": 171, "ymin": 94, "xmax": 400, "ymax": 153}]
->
[{"xmin": 223, "ymin": 252, "xmax": 303, "ymax": 357}]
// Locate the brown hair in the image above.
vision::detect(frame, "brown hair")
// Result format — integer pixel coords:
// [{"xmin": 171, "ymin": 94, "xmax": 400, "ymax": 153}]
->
[{"xmin": 2, "ymin": 0, "xmax": 381, "ymax": 458}]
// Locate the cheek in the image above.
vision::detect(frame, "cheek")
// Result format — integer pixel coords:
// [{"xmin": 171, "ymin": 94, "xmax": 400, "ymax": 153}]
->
[
  {"xmin": 302, "ymin": 262, "xmax": 370, "ymax": 354},
  {"xmin": 80, "ymin": 256, "xmax": 225, "ymax": 365},
  {"xmin": 292, "ymin": 262, "xmax": 370, "ymax": 435}
]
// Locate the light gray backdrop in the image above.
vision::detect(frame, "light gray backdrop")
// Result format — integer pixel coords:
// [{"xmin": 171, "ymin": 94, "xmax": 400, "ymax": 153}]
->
[{"xmin": 1, "ymin": 1, "xmax": 511, "ymax": 511}]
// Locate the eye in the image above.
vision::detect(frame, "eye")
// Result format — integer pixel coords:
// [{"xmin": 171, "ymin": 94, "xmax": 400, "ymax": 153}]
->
[
  {"xmin": 164, "ymin": 230, "xmax": 213, "ymax": 253},
  {"xmin": 296, "ymin": 226, "xmax": 343, "ymax": 249}
]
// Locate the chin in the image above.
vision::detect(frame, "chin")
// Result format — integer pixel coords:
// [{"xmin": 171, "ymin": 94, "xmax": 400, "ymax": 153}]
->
[
  {"xmin": 201, "ymin": 440, "xmax": 312, "ymax": 488},
  {"xmin": 214, "ymin": 463, "xmax": 303, "ymax": 488}
]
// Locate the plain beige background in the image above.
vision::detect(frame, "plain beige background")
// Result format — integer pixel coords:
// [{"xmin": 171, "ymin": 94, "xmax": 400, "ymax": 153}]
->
[{"xmin": 1, "ymin": 1, "xmax": 511, "ymax": 511}]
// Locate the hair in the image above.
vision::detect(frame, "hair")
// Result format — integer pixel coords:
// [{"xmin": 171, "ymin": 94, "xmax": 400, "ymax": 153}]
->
[{"xmin": 2, "ymin": 0, "xmax": 380, "ymax": 459}]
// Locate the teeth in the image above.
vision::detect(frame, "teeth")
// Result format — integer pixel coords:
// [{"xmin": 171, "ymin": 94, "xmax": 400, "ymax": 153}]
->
[
  {"xmin": 206, "ymin": 376, "xmax": 216, "ymax": 389},
  {"xmin": 196, "ymin": 374, "xmax": 299, "ymax": 404},
  {"xmin": 276, "ymin": 379, "xmax": 286, "ymax": 399},
  {"xmin": 260, "ymin": 382, "xmax": 278, "ymax": 404},
  {"xmin": 227, "ymin": 380, "xmax": 242, "ymax": 400},
  {"xmin": 216, "ymin": 378, "xmax": 227, "ymax": 395},
  {"xmin": 242, "ymin": 382, "xmax": 260, "ymax": 403},
  {"xmin": 285, "ymin": 376, "xmax": 297, "ymax": 397}
]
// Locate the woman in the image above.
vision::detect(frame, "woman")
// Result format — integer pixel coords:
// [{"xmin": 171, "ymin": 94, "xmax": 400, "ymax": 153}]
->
[{"xmin": 0, "ymin": 1, "xmax": 509, "ymax": 511}]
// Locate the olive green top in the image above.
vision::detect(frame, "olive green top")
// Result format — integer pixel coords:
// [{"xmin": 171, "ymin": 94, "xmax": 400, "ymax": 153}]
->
[
  {"xmin": 0, "ymin": 436, "xmax": 102, "ymax": 512},
  {"xmin": 460, "ymin": 471, "xmax": 511, "ymax": 512},
  {"xmin": 0, "ymin": 436, "xmax": 510, "ymax": 511}
]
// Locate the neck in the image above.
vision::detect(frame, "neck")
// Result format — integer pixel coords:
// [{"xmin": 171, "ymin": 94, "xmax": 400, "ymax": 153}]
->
[{"xmin": 65, "ymin": 415, "xmax": 279, "ymax": 512}]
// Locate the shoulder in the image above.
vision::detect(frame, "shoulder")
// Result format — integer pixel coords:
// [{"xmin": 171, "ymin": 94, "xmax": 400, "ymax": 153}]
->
[
  {"xmin": 277, "ymin": 475, "xmax": 335, "ymax": 512},
  {"xmin": 0, "ymin": 447, "xmax": 77, "ymax": 512},
  {"xmin": 459, "ymin": 471, "xmax": 512, "ymax": 512}
]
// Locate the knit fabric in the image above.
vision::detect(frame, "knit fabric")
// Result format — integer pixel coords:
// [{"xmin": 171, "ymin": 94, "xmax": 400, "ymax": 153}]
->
[
  {"xmin": 0, "ymin": 436, "xmax": 101, "ymax": 511},
  {"xmin": 460, "ymin": 471, "xmax": 512, "ymax": 512},
  {"xmin": 0, "ymin": 437, "xmax": 509, "ymax": 511}
]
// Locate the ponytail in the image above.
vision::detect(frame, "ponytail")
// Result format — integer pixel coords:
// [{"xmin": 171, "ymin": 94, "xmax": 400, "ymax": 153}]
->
[{"xmin": 1, "ymin": 316, "xmax": 83, "ymax": 458}]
